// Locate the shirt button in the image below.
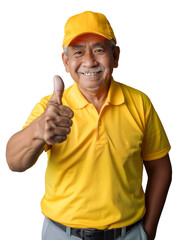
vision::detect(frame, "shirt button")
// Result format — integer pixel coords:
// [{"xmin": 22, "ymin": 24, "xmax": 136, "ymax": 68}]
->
[{"xmin": 98, "ymin": 121, "xmax": 102, "ymax": 126}]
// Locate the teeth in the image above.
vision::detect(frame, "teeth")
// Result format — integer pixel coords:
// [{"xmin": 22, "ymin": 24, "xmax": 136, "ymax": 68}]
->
[{"xmin": 84, "ymin": 72, "xmax": 98, "ymax": 76}]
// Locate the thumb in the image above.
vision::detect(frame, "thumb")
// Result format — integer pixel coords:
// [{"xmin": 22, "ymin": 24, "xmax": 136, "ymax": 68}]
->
[{"xmin": 51, "ymin": 75, "xmax": 64, "ymax": 104}]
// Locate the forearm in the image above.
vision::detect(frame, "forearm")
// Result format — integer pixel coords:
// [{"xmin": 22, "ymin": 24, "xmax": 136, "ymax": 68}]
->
[
  {"xmin": 6, "ymin": 80, "xmax": 74, "ymax": 172},
  {"xmin": 143, "ymin": 155, "xmax": 172, "ymax": 239},
  {"xmin": 6, "ymin": 116, "xmax": 46, "ymax": 172}
]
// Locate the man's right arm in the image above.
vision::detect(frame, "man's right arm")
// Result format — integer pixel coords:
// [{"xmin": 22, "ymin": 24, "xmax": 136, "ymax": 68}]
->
[
  {"xmin": 6, "ymin": 115, "xmax": 46, "ymax": 172},
  {"xmin": 6, "ymin": 76, "xmax": 73, "ymax": 172}
]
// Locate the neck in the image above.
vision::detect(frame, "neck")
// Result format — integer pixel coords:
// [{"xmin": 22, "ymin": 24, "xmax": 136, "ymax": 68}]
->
[{"xmin": 78, "ymin": 80, "xmax": 110, "ymax": 113}]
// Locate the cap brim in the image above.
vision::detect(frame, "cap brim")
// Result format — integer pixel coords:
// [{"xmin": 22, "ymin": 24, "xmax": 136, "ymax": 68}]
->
[{"xmin": 63, "ymin": 31, "xmax": 115, "ymax": 48}]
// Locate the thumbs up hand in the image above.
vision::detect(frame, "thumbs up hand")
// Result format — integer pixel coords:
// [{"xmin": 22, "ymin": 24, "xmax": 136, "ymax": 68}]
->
[
  {"xmin": 40, "ymin": 75, "xmax": 73, "ymax": 145},
  {"xmin": 50, "ymin": 75, "xmax": 64, "ymax": 105}
]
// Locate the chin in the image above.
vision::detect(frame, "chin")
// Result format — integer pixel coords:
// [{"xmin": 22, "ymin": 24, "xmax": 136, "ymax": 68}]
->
[
  {"xmin": 85, "ymin": 86, "xmax": 101, "ymax": 91},
  {"xmin": 79, "ymin": 81, "xmax": 105, "ymax": 91}
]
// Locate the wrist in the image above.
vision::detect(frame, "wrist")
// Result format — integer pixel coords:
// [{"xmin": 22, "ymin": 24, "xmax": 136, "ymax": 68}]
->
[
  {"xmin": 142, "ymin": 219, "xmax": 156, "ymax": 240},
  {"xmin": 33, "ymin": 114, "xmax": 46, "ymax": 143}
]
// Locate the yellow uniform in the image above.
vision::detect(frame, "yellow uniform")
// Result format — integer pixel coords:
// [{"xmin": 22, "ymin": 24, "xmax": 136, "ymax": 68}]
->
[{"xmin": 23, "ymin": 77, "xmax": 170, "ymax": 229}]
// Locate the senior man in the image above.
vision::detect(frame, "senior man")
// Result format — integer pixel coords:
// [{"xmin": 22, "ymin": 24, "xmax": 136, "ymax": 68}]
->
[{"xmin": 6, "ymin": 11, "xmax": 172, "ymax": 240}]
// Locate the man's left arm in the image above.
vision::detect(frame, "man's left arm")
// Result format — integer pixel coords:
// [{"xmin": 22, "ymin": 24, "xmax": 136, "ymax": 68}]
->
[{"xmin": 143, "ymin": 154, "xmax": 172, "ymax": 240}]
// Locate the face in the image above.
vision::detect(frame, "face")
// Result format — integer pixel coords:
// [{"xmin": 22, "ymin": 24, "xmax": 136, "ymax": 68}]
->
[{"xmin": 62, "ymin": 33, "xmax": 120, "ymax": 92}]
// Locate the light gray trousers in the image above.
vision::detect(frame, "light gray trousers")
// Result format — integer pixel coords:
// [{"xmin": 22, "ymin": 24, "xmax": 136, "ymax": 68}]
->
[{"xmin": 42, "ymin": 217, "xmax": 147, "ymax": 240}]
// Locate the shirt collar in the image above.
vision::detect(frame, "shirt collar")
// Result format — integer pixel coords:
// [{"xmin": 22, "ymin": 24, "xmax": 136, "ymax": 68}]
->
[
  {"xmin": 106, "ymin": 77, "xmax": 125, "ymax": 106},
  {"xmin": 68, "ymin": 82, "xmax": 89, "ymax": 109},
  {"xmin": 68, "ymin": 77, "xmax": 125, "ymax": 109}
]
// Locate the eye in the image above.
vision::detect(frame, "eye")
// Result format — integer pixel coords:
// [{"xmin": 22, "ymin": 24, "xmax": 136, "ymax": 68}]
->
[
  {"xmin": 94, "ymin": 48, "xmax": 105, "ymax": 54},
  {"xmin": 74, "ymin": 51, "xmax": 83, "ymax": 56}
]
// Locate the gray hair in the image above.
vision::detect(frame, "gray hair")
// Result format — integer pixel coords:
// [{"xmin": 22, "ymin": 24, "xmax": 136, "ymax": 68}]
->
[
  {"xmin": 63, "ymin": 45, "xmax": 68, "ymax": 56},
  {"xmin": 110, "ymin": 39, "xmax": 116, "ymax": 50},
  {"xmin": 63, "ymin": 39, "xmax": 116, "ymax": 56}
]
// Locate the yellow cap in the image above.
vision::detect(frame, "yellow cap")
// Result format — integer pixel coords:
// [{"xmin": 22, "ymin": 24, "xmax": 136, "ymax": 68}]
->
[{"xmin": 62, "ymin": 11, "xmax": 116, "ymax": 48}]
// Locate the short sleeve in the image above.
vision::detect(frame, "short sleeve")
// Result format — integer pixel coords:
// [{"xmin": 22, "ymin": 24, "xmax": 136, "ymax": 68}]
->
[
  {"xmin": 22, "ymin": 95, "xmax": 51, "ymax": 151},
  {"xmin": 22, "ymin": 102, "xmax": 46, "ymax": 129},
  {"xmin": 141, "ymin": 102, "xmax": 171, "ymax": 161}
]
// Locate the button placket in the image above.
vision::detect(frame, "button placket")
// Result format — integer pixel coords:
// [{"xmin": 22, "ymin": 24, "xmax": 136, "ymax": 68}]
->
[
  {"xmin": 98, "ymin": 120, "xmax": 102, "ymax": 126},
  {"xmin": 90, "ymin": 102, "xmax": 109, "ymax": 144},
  {"xmin": 96, "ymin": 116, "xmax": 107, "ymax": 144}
]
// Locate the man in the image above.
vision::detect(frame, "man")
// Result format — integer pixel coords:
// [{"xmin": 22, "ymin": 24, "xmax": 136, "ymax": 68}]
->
[{"xmin": 6, "ymin": 11, "xmax": 172, "ymax": 240}]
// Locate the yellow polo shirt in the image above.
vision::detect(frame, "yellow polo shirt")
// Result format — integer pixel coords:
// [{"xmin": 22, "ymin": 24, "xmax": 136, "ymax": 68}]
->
[{"xmin": 23, "ymin": 77, "xmax": 171, "ymax": 229}]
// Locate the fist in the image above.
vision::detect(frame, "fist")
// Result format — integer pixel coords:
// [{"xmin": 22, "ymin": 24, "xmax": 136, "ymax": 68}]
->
[{"xmin": 41, "ymin": 75, "xmax": 73, "ymax": 145}]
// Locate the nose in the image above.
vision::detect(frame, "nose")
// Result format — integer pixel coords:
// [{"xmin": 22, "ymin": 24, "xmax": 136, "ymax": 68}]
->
[{"xmin": 82, "ymin": 51, "xmax": 98, "ymax": 68}]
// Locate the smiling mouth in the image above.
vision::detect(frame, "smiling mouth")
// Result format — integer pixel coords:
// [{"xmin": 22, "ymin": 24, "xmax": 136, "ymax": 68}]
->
[
  {"xmin": 81, "ymin": 72, "xmax": 101, "ymax": 76},
  {"xmin": 78, "ymin": 67, "xmax": 104, "ymax": 76}
]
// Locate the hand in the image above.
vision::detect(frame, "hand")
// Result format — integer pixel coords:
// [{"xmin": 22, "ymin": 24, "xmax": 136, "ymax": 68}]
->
[
  {"xmin": 146, "ymin": 233, "xmax": 155, "ymax": 240},
  {"xmin": 142, "ymin": 222, "xmax": 156, "ymax": 240},
  {"xmin": 39, "ymin": 75, "xmax": 73, "ymax": 145}
]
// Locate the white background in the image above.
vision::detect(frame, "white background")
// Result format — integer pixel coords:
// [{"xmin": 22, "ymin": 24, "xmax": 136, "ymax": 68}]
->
[{"xmin": 0, "ymin": 0, "xmax": 177, "ymax": 239}]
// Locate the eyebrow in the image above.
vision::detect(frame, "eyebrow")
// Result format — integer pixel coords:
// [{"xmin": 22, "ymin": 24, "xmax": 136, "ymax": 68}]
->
[{"xmin": 71, "ymin": 45, "xmax": 84, "ymax": 49}]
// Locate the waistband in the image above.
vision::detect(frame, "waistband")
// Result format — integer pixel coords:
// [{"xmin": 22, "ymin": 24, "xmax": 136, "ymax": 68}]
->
[{"xmin": 49, "ymin": 218, "xmax": 142, "ymax": 240}]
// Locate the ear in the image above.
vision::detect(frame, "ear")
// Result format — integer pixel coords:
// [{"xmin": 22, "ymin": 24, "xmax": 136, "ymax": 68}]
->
[
  {"xmin": 113, "ymin": 46, "xmax": 120, "ymax": 68},
  {"xmin": 62, "ymin": 52, "xmax": 70, "ymax": 73}
]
